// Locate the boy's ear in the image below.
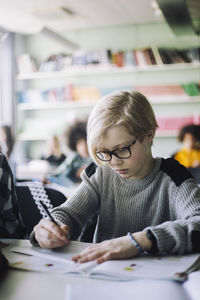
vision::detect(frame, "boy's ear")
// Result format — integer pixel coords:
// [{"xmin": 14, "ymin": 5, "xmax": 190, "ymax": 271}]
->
[{"xmin": 147, "ymin": 130, "xmax": 155, "ymax": 139}]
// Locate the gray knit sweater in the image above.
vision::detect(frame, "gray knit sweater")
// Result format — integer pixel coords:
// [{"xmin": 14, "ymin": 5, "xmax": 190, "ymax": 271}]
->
[{"xmin": 48, "ymin": 158, "xmax": 200, "ymax": 255}]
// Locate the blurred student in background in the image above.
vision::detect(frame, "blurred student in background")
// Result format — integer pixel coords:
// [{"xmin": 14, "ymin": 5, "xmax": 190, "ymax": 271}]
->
[
  {"xmin": 45, "ymin": 119, "xmax": 92, "ymax": 187},
  {"xmin": 172, "ymin": 124, "xmax": 200, "ymax": 168},
  {"xmin": 0, "ymin": 125, "xmax": 26, "ymax": 178},
  {"xmin": 0, "ymin": 125, "xmax": 16, "ymax": 175},
  {"xmin": 41, "ymin": 135, "xmax": 66, "ymax": 167}
]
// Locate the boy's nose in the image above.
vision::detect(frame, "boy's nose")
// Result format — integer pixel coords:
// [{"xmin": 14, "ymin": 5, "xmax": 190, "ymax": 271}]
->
[{"xmin": 109, "ymin": 154, "xmax": 123, "ymax": 165}]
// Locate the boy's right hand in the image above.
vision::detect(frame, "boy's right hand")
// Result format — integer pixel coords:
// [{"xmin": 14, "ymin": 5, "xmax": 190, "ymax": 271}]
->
[{"xmin": 34, "ymin": 219, "xmax": 69, "ymax": 249}]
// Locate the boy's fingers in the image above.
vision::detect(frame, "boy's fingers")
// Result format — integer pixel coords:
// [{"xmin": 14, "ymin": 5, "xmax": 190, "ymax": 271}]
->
[
  {"xmin": 35, "ymin": 219, "xmax": 68, "ymax": 241},
  {"xmin": 60, "ymin": 224, "xmax": 68, "ymax": 231},
  {"xmin": 60, "ymin": 224, "xmax": 70, "ymax": 238}
]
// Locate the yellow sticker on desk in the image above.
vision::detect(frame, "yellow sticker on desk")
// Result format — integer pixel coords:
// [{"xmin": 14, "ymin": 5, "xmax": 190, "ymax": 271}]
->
[
  {"xmin": 11, "ymin": 261, "xmax": 23, "ymax": 266},
  {"xmin": 124, "ymin": 267, "xmax": 133, "ymax": 271}
]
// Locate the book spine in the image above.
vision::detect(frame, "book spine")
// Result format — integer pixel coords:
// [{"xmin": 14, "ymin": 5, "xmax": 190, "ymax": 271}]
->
[
  {"xmin": 151, "ymin": 46, "xmax": 163, "ymax": 65},
  {"xmin": 146, "ymin": 48, "xmax": 157, "ymax": 65}
]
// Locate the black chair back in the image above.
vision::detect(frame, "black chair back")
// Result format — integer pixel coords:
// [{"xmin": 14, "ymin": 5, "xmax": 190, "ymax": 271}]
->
[
  {"xmin": 188, "ymin": 167, "xmax": 200, "ymax": 184},
  {"xmin": 15, "ymin": 185, "xmax": 66, "ymax": 235},
  {"xmin": 79, "ymin": 213, "xmax": 98, "ymax": 243}
]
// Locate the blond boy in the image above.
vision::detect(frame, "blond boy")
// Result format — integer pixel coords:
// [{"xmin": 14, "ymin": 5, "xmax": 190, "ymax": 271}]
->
[{"xmin": 31, "ymin": 91, "xmax": 200, "ymax": 263}]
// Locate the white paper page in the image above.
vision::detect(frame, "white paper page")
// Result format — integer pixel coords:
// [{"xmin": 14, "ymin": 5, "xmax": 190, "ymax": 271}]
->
[
  {"xmin": 89, "ymin": 254, "xmax": 200, "ymax": 282},
  {"xmin": 9, "ymin": 253, "xmax": 97, "ymax": 274},
  {"xmin": 10, "ymin": 240, "xmax": 91, "ymax": 263},
  {"xmin": 10, "ymin": 256, "xmax": 73, "ymax": 273},
  {"xmin": 183, "ymin": 271, "xmax": 200, "ymax": 300},
  {"xmin": 66, "ymin": 280, "xmax": 191, "ymax": 300}
]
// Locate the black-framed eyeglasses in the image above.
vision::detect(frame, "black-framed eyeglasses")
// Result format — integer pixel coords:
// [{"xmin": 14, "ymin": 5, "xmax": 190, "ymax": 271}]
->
[{"xmin": 95, "ymin": 136, "xmax": 139, "ymax": 162}]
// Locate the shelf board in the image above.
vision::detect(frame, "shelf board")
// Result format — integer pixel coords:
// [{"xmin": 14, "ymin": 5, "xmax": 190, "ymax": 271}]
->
[
  {"xmin": 150, "ymin": 95, "xmax": 200, "ymax": 104},
  {"xmin": 16, "ymin": 63, "xmax": 200, "ymax": 80},
  {"xmin": 18, "ymin": 134, "xmax": 48, "ymax": 141},
  {"xmin": 17, "ymin": 101, "xmax": 95, "ymax": 111},
  {"xmin": 155, "ymin": 131, "xmax": 177, "ymax": 138},
  {"xmin": 18, "ymin": 130, "xmax": 178, "ymax": 141},
  {"xmin": 17, "ymin": 96, "xmax": 200, "ymax": 111}
]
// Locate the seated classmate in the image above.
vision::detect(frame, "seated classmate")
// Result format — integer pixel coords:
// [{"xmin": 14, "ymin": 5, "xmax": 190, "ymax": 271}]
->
[
  {"xmin": 31, "ymin": 91, "xmax": 200, "ymax": 264},
  {"xmin": 172, "ymin": 124, "xmax": 200, "ymax": 168},
  {"xmin": 0, "ymin": 125, "xmax": 26, "ymax": 178},
  {"xmin": 41, "ymin": 135, "xmax": 66, "ymax": 167},
  {"xmin": 0, "ymin": 152, "xmax": 26, "ymax": 238},
  {"xmin": 46, "ymin": 120, "xmax": 92, "ymax": 187},
  {"xmin": 0, "ymin": 125, "xmax": 16, "ymax": 175}
]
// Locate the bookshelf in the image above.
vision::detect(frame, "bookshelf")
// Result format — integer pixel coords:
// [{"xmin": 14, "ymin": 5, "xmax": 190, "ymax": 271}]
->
[{"xmin": 16, "ymin": 56, "xmax": 200, "ymax": 159}]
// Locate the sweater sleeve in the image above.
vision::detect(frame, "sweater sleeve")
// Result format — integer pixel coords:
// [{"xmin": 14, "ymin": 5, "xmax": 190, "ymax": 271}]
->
[
  {"xmin": 145, "ymin": 179, "xmax": 200, "ymax": 255},
  {"xmin": 51, "ymin": 163, "xmax": 100, "ymax": 240}
]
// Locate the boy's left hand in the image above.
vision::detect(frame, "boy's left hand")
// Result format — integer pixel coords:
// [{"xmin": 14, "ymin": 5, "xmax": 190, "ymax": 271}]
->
[{"xmin": 72, "ymin": 232, "xmax": 150, "ymax": 264}]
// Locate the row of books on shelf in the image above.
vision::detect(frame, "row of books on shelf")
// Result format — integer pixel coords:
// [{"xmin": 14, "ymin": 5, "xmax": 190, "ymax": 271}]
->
[
  {"xmin": 17, "ymin": 83, "xmax": 200, "ymax": 104},
  {"xmin": 135, "ymin": 83, "xmax": 200, "ymax": 97},
  {"xmin": 17, "ymin": 46, "xmax": 200, "ymax": 73},
  {"xmin": 157, "ymin": 114, "xmax": 200, "ymax": 133}
]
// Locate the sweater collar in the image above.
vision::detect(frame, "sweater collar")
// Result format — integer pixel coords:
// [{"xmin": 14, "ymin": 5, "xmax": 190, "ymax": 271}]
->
[{"xmin": 114, "ymin": 157, "xmax": 163, "ymax": 187}]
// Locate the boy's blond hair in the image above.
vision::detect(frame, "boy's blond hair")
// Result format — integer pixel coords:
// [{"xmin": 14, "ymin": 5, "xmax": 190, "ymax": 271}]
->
[{"xmin": 87, "ymin": 90, "xmax": 158, "ymax": 165}]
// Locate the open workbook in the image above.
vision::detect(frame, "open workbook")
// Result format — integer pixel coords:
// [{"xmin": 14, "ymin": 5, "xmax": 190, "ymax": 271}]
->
[{"xmin": 10, "ymin": 241, "xmax": 200, "ymax": 283}]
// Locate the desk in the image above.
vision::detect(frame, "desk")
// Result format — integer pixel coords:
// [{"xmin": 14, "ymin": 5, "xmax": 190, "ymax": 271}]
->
[
  {"xmin": 0, "ymin": 239, "xmax": 197, "ymax": 300},
  {"xmin": 1, "ymin": 239, "xmax": 91, "ymax": 300},
  {"xmin": 0, "ymin": 267, "xmax": 70, "ymax": 300},
  {"xmin": 16, "ymin": 161, "xmax": 80, "ymax": 198},
  {"xmin": 16, "ymin": 160, "xmax": 54, "ymax": 181},
  {"xmin": 16, "ymin": 180, "xmax": 79, "ymax": 199}
]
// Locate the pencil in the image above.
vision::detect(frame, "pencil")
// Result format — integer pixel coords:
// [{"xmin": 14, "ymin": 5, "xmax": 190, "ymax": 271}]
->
[{"xmin": 39, "ymin": 201, "xmax": 58, "ymax": 225}]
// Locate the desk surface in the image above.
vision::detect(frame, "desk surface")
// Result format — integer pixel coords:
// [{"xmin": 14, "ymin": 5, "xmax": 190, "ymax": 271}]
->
[
  {"xmin": 1, "ymin": 239, "xmax": 97, "ymax": 300},
  {"xmin": 0, "ymin": 239, "xmax": 195, "ymax": 300}
]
